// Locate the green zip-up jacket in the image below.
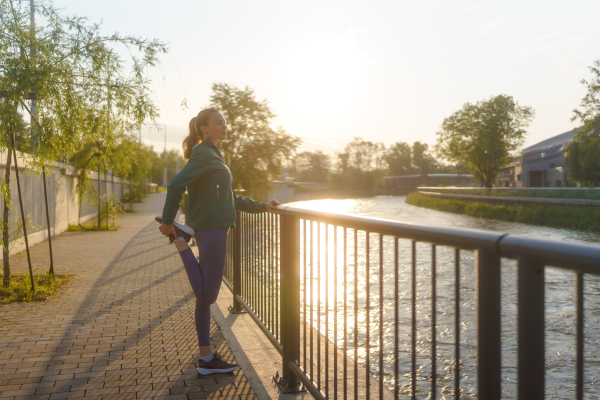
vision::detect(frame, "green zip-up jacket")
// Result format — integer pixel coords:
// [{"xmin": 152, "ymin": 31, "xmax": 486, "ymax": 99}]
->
[{"xmin": 161, "ymin": 137, "xmax": 268, "ymax": 230}]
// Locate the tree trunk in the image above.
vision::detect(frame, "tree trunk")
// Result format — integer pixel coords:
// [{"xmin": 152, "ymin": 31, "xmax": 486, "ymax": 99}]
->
[{"xmin": 2, "ymin": 148, "xmax": 12, "ymax": 287}]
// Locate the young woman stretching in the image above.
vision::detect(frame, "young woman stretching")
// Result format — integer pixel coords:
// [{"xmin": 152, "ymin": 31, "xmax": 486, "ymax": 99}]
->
[{"xmin": 158, "ymin": 109, "xmax": 279, "ymax": 375}]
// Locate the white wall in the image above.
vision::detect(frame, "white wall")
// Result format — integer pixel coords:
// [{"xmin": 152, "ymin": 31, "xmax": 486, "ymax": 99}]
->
[{"xmin": 0, "ymin": 150, "xmax": 131, "ymax": 260}]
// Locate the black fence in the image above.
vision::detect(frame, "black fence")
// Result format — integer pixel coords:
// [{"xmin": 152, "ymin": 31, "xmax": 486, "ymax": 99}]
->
[{"xmin": 222, "ymin": 206, "xmax": 600, "ymax": 399}]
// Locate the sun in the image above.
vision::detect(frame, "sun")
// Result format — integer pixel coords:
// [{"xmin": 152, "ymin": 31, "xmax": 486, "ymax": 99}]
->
[{"xmin": 282, "ymin": 33, "xmax": 366, "ymax": 114}]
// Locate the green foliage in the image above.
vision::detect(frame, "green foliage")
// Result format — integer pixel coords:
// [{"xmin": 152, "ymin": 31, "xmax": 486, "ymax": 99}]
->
[
  {"xmin": 384, "ymin": 141, "xmax": 441, "ymax": 176},
  {"xmin": 330, "ymin": 137, "xmax": 385, "ymax": 192},
  {"xmin": 99, "ymin": 195, "xmax": 123, "ymax": 228},
  {"xmin": 209, "ymin": 83, "xmax": 301, "ymax": 200},
  {"xmin": 67, "ymin": 224, "xmax": 120, "ymax": 232},
  {"xmin": 295, "ymin": 151, "xmax": 330, "ymax": 183},
  {"xmin": 435, "ymin": 94, "xmax": 534, "ymax": 188},
  {"xmin": 412, "ymin": 142, "xmax": 437, "ymax": 174},
  {"xmin": 0, "ymin": 272, "xmax": 70, "ymax": 303},
  {"xmin": 149, "ymin": 149, "xmax": 186, "ymax": 185},
  {"xmin": 0, "ymin": 0, "xmax": 167, "ymax": 167},
  {"xmin": 0, "ymin": 0, "xmax": 166, "ymax": 282},
  {"xmin": 565, "ymin": 60, "xmax": 600, "ymax": 186},
  {"xmin": 406, "ymin": 192, "xmax": 600, "ymax": 232},
  {"xmin": 344, "ymin": 137, "xmax": 384, "ymax": 172},
  {"xmin": 384, "ymin": 142, "xmax": 413, "ymax": 176}
]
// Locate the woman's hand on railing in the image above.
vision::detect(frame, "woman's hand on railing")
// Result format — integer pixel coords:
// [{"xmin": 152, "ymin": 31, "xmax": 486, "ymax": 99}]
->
[{"xmin": 266, "ymin": 199, "xmax": 281, "ymax": 210}]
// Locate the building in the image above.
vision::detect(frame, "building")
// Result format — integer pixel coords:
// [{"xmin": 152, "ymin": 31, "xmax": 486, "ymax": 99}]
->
[
  {"xmin": 521, "ymin": 129, "xmax": 577, "ymax": 187},
  {"xmin": 384, "ymin": 173, "xmax": 475, "ymax": 187},
  {"xmin": 495, "ymin": 156, "xmax": 522, "ymax": 187}
]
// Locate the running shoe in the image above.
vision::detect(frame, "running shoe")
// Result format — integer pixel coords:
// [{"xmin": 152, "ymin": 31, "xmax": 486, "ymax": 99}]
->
[
  {"xmin": 197, "ymin": 352, "xmax": 239, "ymax": 375},
  {"xmin": 155, "ymin": 215, "xmax": 195, "ymax": 243}
]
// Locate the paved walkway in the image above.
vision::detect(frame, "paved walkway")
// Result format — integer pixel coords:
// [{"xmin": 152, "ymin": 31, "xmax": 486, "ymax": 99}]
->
[{"xmin": 0, "ymin": 193, "xmax": 255, "ymax": 400}]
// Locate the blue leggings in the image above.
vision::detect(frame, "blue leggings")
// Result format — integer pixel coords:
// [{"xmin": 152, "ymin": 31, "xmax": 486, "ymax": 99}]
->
[{"xmin": 178, "ymin": 227, "xmax": 229, "ymax": 347}]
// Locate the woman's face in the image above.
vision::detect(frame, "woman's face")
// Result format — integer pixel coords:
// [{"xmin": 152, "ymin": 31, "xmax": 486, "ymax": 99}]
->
[{"xmin": 200, "ymin": 112, "xmax": 227, "ymax": 143}]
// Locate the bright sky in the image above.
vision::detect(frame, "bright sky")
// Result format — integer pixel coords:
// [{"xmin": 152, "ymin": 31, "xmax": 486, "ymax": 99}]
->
[{"xmin": 53, "ymin": 0, "xmax": 600, "ymax": 158}]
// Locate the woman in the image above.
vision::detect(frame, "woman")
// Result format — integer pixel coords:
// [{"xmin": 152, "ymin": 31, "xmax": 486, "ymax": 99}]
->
[{"xmin": 158, "ymin": 108, "xmax": 280, "ymax": 375}]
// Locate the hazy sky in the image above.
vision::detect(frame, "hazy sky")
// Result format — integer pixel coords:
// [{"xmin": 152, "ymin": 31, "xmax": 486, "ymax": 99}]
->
[{"xmin": 53, "ymin": 0, "xmax": 600, "ymax": 157}]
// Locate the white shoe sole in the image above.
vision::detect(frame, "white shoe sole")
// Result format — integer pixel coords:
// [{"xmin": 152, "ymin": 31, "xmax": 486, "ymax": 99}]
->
[
  {"xmin": 197, "ymin": 366, "xmax": 238, "ymax": 375},
  {"xmin": 155, "ymin": 215, "xmax": 195, "ymax": 237}
]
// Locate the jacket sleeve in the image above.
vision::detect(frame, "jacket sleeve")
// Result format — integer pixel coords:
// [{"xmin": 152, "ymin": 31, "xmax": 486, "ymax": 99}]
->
[
  {"xmin": 234, "ymin": 194, "xmax": 268, "ymax": 213},
  {"xmin": 161, "ymin": 150, "xmax": 211, "ymax": 225}
]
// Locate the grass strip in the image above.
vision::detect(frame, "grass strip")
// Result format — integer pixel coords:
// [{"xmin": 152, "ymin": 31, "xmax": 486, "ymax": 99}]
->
[
  {"xmin": 0, "ymin": 273, "xmax": 71, "ymax": 304},
  {"xmin": 406, "ymin": 192, "xmax": 600, "ymax": 232},
  {"xmin": 67, "ymin": 224, "xmax": 121, "ymax": 232}
]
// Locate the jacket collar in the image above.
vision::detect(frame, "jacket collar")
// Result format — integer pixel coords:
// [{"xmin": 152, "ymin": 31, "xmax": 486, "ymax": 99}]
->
[{"xmin": 197, "ymin": 137, "xmax": 224, "ymax": 160}]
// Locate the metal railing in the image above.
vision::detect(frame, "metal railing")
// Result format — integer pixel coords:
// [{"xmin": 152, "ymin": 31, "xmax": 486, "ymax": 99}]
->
[{"xmin": 221, "ymin": 205, "xmax": 600, "ymax": 399}]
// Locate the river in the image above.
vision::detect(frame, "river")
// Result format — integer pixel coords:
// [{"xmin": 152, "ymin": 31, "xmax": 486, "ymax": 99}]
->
[{"xmin": 287, "ymin": 195, "xmax": 600, "ymax": 399}]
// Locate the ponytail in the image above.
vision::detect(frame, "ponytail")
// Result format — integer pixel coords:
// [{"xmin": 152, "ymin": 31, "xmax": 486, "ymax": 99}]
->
[{"xmin": 182, "ymin": 108, "xmax": 219, "ymax": 160}]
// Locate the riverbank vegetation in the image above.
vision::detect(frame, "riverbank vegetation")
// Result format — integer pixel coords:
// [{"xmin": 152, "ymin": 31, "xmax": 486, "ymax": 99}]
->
[{"xmin": 406, "ymin": 192, "xmax": 600, "ymax": 232}]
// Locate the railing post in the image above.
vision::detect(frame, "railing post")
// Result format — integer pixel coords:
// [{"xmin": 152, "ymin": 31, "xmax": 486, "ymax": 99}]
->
[
  {"xmin": 518, "ymin": 256, "xmax": 545, "ymax": 400},
  {"xmin": 279, "ymin": 213, "xmax": 300, "ymax": 391},
  {"xmin": 476, "ymin": 248, "xmax": 502, "ymax": 400},
  {"xmin": 233, "ymin": 208, "xmax": 242, "ymax": 312}
]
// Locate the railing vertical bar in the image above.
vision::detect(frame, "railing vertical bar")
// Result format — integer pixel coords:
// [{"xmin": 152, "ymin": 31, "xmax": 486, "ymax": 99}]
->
[
  {"xmin": 271, "ymin": 214, "xmax": 279, "ymax": 333},
  {"xmin": 576, "ymin": 271, "xmax": 584, "ymax": 400},
  {"xmin": 366, "ymin": 232, "xmax": 371, "ymax": 400},
  {"xmin": 233, "ymin": 209, "xmax": 242, "ymax": 312},
  {"xmin": 477, "ymin": 248, "xmax": 502, "ymax": 400},
  {"xmin": 264, "ymin": 213, "xmax": 268, "ymax": 329},
  {"xmin": 249, "ymin": 214, "xmax": 253, "ymax": 311},
  {"xmin": 379, "ymin": 234, "xmax": 384, "ymax": 400},
  {"xmin": 276, "ymin": 214, "xmax": 279, "ymax": 340},
  {"xmin": 517, "ymin": 256, "xmax": 545, "ymax": 400},
  {"xmin": 394, "ymin": 237, "xmax": 399, "ymax": 400},
  {"xmin": 334, "ymin": 225, "xmax": 338, "ymax": 400},
  {"xmin": 317, "ymin": 222, "xmax": 321, "ymax": 389},
  {"xmin": 325, "ymin": 224, "xmax": 329, "ymax": 398},
  {"xmin": 303, "ymin": 219, "xmax": 307, "ymax": 372},
  {"xmin": 259, "ymin": 213, "xmax": 263, "ymax": 322},
  {"xmin": 343, "ymin": 227, "xmax": 348, "ymax": 400},
  {"xmin": 354, "ymin": 229, "xmax": 359, "ymax": 400},
  {"xmin": 454, "ymin": 248, "xmax": 460, "ymax": 400},
  {"xmin": 431, "ymin": 244, "xmax": 437, "ymax": 400},
  {"xmin": 411, "ymin": 240, "xmax": 417, "ymax": 399},
  {"xmin": 259, "ymin": 213, "xmax": 268, "ymax": 323},
  {"xmin": 310, "ymin": 220, "xmax": 314, "ymax": 382},
  {"xmin": 269, "ymin": 213, "xmax": 273, "ymax": 332},
  {"xmin": 242, "ymin": 213, "xmax": 245, "ymax": 300},
  {"xmin": 254, "ymin": 214, "xmax": 257, "ymax": 315},
  {"xmin": 272, "ymin": 212, "xmax": 275, "ymax": 331}
]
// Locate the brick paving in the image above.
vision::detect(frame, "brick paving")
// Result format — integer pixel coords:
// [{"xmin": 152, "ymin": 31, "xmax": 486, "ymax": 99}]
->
[{"xmin": 0, "ymin": 193, "xmax": 255, "ymax": 400}]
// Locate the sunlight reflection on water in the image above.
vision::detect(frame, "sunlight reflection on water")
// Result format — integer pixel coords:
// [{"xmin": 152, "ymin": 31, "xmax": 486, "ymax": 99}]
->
[{"xmin": 288, "ymin": 196, "xmax": 600, "ymax": 400}]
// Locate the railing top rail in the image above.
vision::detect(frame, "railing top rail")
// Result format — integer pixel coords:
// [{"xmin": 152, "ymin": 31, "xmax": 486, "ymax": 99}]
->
[
  {"xmin": 270, "ymin": 206, "xmax": 600, "ymax": 273},
  {"xmin": 418, "ymin": 186, "xmax": 600, "ymax": 190}
]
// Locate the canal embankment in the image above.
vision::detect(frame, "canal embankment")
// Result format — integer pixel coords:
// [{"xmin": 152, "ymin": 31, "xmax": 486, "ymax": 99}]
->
[{"xmin": 406, "ymin": 191, "xmax": 600, "ymax": 232}]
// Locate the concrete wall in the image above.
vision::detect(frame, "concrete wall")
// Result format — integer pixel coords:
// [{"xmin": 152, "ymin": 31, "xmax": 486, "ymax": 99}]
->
[{"xmin": 0, "ymin": 150, "xmax": 131, "ymax": 260}]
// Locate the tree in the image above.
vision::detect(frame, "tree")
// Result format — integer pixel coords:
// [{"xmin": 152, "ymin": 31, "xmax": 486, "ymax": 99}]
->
[
  {"xmin": 435, "ymin": 94, "xmax": 534, "ymax": 188},
  {"xmin": 331, "ymin": 137, "xmax": 385, "ymax": 192},
  {"xmin": 295, "ymin": 151, "xmax": 330, "ymax": 183},
  {"xmin": 564, "ymin": 60, "xmax": 600, "ymax": 186},
  {"xmin": 1, "ymin": 110, "xmax": 28, "ymax": 287},
  {"xmin": 412, "ymin": 141, "xmax": 438, "ymax": 174},
  {"xmin": 209, "ymin": 83, "xmax": 300, "ymax": 200},
  {"xmin": 0, "ymin": 0, "xmax": 166, "ymax": 286},
  {"xmin": 384, "ymin": 141, "xmax": 413, "ymax": 176},
  {"xmin": 344, "ymin": 137, "xmax": 385, "ymax": 172}
]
